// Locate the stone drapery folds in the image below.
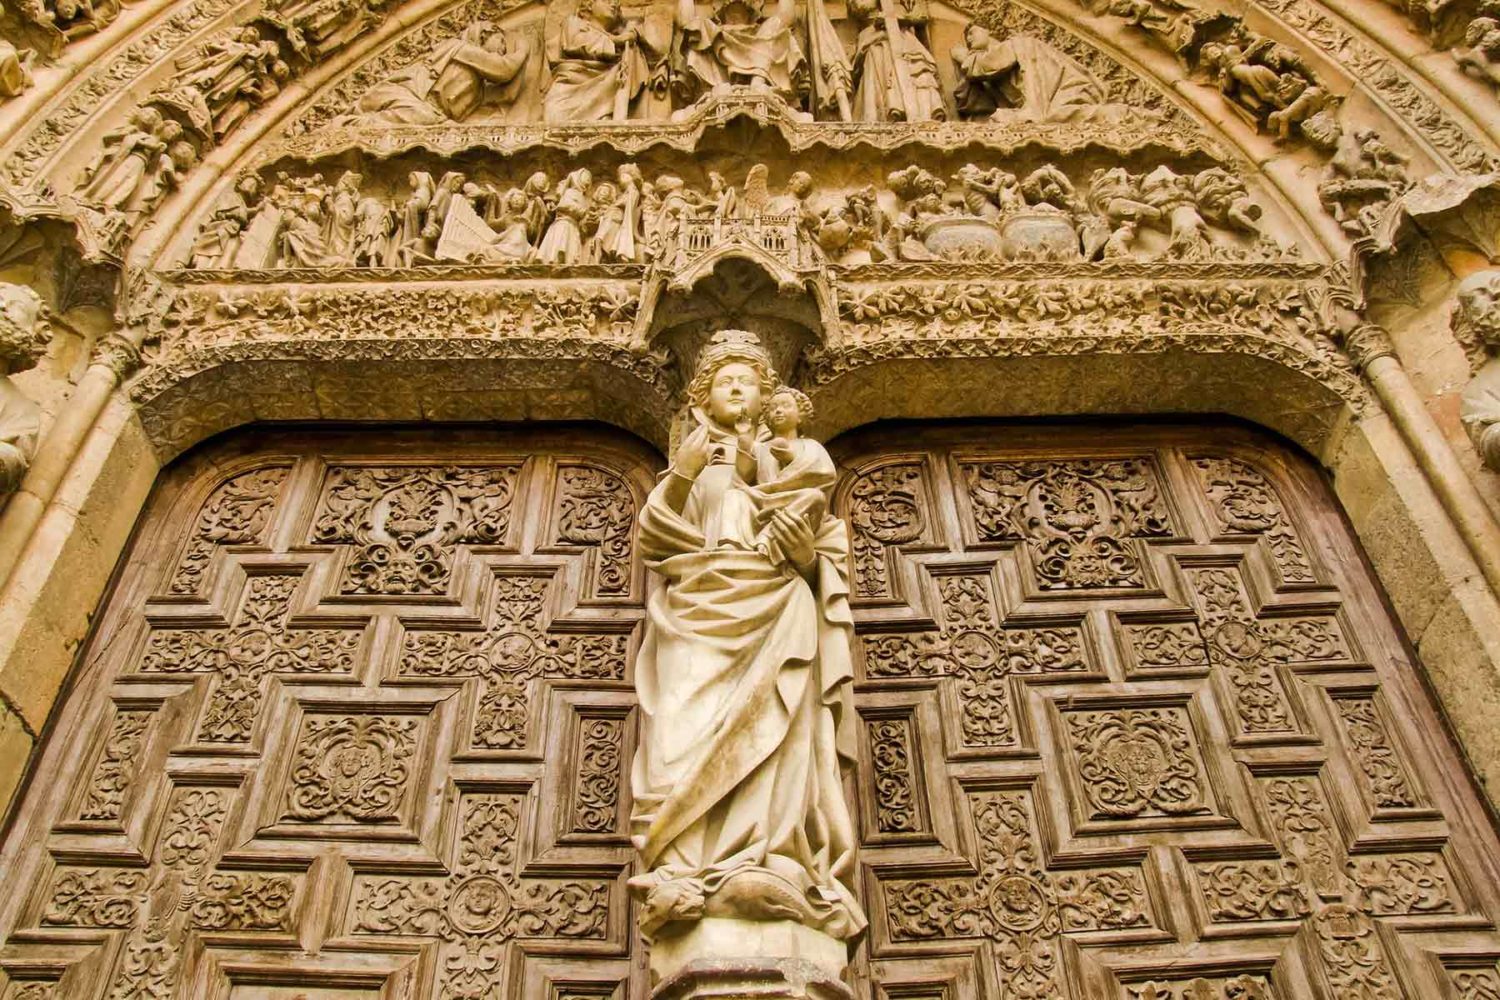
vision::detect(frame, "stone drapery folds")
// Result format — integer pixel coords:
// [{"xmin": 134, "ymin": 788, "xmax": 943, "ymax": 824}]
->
[{"xmin": 629, "ymin": 329, "xmax": 867, "ymax": 986}]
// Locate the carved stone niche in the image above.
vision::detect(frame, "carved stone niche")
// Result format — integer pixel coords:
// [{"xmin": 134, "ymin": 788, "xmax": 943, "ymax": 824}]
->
[{"xmin": 647, "ymin": 256, "xmax": 828, "ymax": 445}]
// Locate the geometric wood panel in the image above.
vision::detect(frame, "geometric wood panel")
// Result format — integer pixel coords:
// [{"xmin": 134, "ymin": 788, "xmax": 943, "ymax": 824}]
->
[
  {"xmin": 3, "ymin": 421, "xmax": 1500, "ymax": 1000},
  {"xmin": 832, "ymin": 422, "xmax": 1500, "ymax": 1000},
  {"xmin": 0, "ymin": 427, "xmax": 654, "ymax": 1000}
]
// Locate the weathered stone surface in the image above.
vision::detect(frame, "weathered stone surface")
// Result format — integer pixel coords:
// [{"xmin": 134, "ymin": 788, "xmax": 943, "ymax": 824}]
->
[{"xmin": 652, "ymin": 957, "xmax": 856, "ymax": 1000}]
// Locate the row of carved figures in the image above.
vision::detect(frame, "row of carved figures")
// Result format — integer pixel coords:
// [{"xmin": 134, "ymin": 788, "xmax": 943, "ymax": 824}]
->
[
  {"xmin": 185, "ymin": 158, "xmax": 1284, "ymax": 271},
  {"xmin": 327, "ymin": 4, "xmax": 1134, "ymax": 127}
]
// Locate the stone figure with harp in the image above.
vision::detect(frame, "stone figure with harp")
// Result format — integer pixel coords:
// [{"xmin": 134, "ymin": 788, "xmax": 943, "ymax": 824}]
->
[{"xmin": 629, "ymin": 329, "xmax": 866, "ymax": 992}]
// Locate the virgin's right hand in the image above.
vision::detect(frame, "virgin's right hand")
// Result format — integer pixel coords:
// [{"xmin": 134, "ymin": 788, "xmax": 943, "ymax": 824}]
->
[{"xmin": 673, "ymin": 425, "xmax": 711, "ymax": 480}]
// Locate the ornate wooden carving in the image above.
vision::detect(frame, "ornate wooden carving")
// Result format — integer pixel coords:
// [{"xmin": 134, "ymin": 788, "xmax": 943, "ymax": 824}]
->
[
  {"xmin": 836, "ymin": 423, "xmax": 1500, "ymax": 999},
  {"xmin": 0, "ymin": 429, "xmax": 650, "ymax": 998},
  {"xmin": 2, "ymin": 422, "xmax": 1500, "ymax": 999}
]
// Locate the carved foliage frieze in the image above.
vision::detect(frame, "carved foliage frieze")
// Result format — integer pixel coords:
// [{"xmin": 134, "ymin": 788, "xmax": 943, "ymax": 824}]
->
[{"xmin": 960, "ymin": 456, "xmax": 1172, "ymax": 590}]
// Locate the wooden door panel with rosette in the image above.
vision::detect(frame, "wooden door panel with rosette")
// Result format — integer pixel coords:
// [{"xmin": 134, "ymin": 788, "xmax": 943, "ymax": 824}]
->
[
  {"xmin": 0, "ymin": 427, "xmax": 656, "ymax": 1000},
  {"xmin": 832, "ymin": 422, "xmax": 1500, "ymax": 1000}
]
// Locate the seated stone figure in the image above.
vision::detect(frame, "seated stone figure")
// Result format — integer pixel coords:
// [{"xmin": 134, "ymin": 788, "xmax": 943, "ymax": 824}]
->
[
  {"xmin": 349, "ymin": 21, "xmax": 535, "ymax": 124},
  {"xmin": 951, "ymin": 21, "xmax": 1116, "ymax": 122}
]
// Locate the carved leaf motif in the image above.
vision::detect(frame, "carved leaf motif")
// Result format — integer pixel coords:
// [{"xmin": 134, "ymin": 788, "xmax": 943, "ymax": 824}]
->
[
  {"xmin": 1452, "ymin": 966, "xmax": 1500, "ymax": 1000},
  {"xmin": 282, "ymin": 714, "xmax": 418, "ymax": 822},
  {"xmin": 168, "ymin": 466, "xmax": 289, "ymax": 595},
  {"xmin": 190, "ymin": 873, "xmax": 296, "ymax": 930},
  {"xmin": 1184, "ymin": 566, "xmax": 1346, "ymax": 736},
  {"xmin": 847, "ymin": 463, "xmax": 925, "ymax": 599},
  {"xmin": 311, "ymin": 465, "xmax": 521, "ymax": 595},
  {"xmin": 1129, "ymin": 975, "xmax": 1274, "ymax": 999},
  {"xmin": 78, "ymin": 709, "xmax": 153, "ymax": 823},
  {"xmin": 1191, "ymin": 456, "xmax": 1312, "ymax": 583},
  {"xmin": 571, "ymin": 716, "xmax": 623, "ymax": 834},
  {"xmin": 9, "ymin": 983, "xmax": 58, "ymax": 999},
  {"xmin": 1260, "ymin": 776, "xmax": 1341, "ymax": 896},
  {"xmin": 882, "ymin": 790, "xmax": 1151, "ymax": 999},
  {"xmin": 137, "ymin": 575, "xmax": 362, "ymax": 743},
  {"xmin": 962, "ymin": 458, "xmax": 1170, "ymax": 589},
  {"xmin": 1333, "ymin": 696, "xmax": 1419, "ymax": 810},
  {"xmin": 868, "ymin": 717, "xmax": 921, "ymax": 834},
  {"xmin": 400, "ymin": 575, "xmax": 627, "ymax": 750},
  {"xmin": 862, "ymin": 573, "xmax": 1088, "ymax": 747},
  {"xmin": 1066, "ymin": 707, "xmax": 1207, "ymax": 818},
  {"xmin": 555, "ymin": 465, "xmax": 635, "ymax": 596},
  {"xmin": 1124, "ymin": 621, "xmax": 1210, "ymax": 673},
  {"xmin": 352, "ymin": 793, "xmax": 609, "ymax": 998}
]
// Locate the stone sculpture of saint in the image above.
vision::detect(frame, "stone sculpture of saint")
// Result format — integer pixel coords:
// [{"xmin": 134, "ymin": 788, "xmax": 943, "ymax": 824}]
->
[
  {"xmin": 629, "ymin": 329, "xmax": 867, "ymax": 954},
  {"xmin": 348, "ymin": 21, "xmax": 535, "ymax": 124},
  {"xmin": 951, "ymin": 21, "xmax": 1113, "ymax": 122},
  {"xmin": 544, "ymin": 0, "xmax": 655, "ymax": 122},
  {"xmin": 847, "ymin": 0, "xmax": 944, "ymax": 122},
  {"xmin": 672, "ymin": 0, "xmax": 807, "ymax": 109}
]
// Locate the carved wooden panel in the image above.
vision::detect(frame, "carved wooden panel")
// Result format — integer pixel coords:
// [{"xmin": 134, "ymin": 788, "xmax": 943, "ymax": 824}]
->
[
  {"xmin": 833, "ymin": 423, "xmax": 1500, "ymax": 1000},
  {"xmin": 3, "ymin": 421, "xmax": 1500, "ymax": 1000},
  {"xmin": 0, "ymin": 428, "xmax": 654, "ymax": 1000}
]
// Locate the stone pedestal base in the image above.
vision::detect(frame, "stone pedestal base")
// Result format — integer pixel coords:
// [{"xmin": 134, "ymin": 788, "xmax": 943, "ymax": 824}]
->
[
  {"xmin": 648, "ymin": 919, "xmax": 853, "ymax": 999},
  {"xmin": 650, "ymin": 957, "xmax": 856, "ymax": 1000}
]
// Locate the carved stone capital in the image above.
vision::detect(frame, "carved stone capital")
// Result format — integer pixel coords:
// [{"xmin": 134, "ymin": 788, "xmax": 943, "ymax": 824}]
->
[
  {"xmin": 92, "ymin": 335, "xmax": 141, "ymax": 381},
  {"xmin": 1343, "ymin": 323, "xmax": 1397, "ymax": 371}
]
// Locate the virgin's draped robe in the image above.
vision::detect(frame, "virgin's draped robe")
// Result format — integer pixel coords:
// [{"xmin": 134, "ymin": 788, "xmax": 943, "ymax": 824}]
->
[{"xmin": 630, "ymin": 436, "xmax": 865, "ymax": 940}]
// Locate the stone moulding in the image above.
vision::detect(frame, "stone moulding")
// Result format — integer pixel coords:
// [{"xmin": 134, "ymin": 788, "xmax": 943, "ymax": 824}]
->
[
  {"xmin": 117, "ymin": 260, "xmax": 1368, "ymax": 461},
  {"xmin": 259, "ymin": 95, "xmax": 1225, "ymax": 166}
]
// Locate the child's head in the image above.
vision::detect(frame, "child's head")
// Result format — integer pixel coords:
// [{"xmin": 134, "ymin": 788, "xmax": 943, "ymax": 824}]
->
[{"xmin": 765, "ymin": 386, "xmax": 812, "ymax": 434}]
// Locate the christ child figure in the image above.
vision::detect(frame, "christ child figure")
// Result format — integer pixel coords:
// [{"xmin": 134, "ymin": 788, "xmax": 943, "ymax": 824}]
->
[{"xmin": 750, "ymin": 387, "xmax": 836, "ymax": 566}]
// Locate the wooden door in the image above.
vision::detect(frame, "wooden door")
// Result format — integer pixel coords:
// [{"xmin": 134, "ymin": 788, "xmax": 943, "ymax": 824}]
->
[
  {"xmin": 0, "ymin": 427, "xmax": 657, "ymax": 999},
  {"xmin": 834, "ymin": 422, "xmax": 1500, "ymax": 999},
  {"xmin": 1, "ymin": 422, "xmax": 1498, "ymax": 1000}
]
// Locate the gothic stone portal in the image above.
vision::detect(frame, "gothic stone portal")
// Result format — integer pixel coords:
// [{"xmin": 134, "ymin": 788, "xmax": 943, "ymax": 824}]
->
[{"xmin": 0, "ymin": 422, "xmax": 1498, "ymax": 999}]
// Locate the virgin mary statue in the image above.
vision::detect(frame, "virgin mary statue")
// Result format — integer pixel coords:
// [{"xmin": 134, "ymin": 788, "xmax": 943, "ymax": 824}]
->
[{"xmin": 629, "ymin": 329, "xmax": 867, "ymax": 951}]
